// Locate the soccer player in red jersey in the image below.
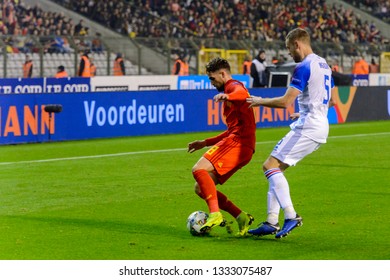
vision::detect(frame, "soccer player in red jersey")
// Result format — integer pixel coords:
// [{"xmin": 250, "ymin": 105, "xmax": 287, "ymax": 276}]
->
[{"xmin": 188, "ymin": 57, "xmax": 256, "ymax": 236}]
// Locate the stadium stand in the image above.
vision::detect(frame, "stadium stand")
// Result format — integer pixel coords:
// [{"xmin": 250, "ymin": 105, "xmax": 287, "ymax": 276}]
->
[
  {"xmin": 1, "ymin": 0, "xmax": 389, "ymax": 77},
  {"xmin": 0, "ymin": 0, "xmax": 152, "ymax": 77},
  {"xmin": 342, "ymin": 0, "xmax": 390, "ymax": 23},
  {"xmin": 48, "ymin": 0, "xmax": 389, "ymax": 44}
]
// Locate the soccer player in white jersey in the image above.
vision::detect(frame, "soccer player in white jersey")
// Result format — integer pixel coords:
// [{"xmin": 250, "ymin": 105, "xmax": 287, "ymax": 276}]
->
[{"xmin": 246, "ymin": 28, "xmax": 335, "ymax": 238}]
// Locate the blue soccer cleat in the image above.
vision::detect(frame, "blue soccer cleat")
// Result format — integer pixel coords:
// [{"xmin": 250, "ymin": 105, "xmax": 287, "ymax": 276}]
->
[
  {"xmin": 248, "ymin": 221, "xmax": 280, "ymax": 236},
  {"xmin": 275, "ymin": 214, "xmax": 303, "ymax": 239}
]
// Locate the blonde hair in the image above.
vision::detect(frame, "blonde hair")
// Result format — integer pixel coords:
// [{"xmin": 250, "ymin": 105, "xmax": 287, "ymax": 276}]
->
[{"xmin": 285, "ymin": 28, "xmax": 311, "ymax": 46}]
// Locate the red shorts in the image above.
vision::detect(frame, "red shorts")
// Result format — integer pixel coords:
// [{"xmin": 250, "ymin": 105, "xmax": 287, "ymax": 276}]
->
[{"xmin": 203, "ymin": 136, "xmax": 254, "ymax": 185}]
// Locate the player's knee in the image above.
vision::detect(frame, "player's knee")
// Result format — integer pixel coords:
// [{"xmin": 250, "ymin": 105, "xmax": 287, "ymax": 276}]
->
[{"xmin": 191, "ymin": 166, "xmax": 199, "ymax": 174}]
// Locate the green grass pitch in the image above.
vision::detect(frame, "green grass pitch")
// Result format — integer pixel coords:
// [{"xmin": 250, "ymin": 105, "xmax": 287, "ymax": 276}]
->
[{"xmin": 0, "ymin": 120, "xmax": 389, "ymax": 260}]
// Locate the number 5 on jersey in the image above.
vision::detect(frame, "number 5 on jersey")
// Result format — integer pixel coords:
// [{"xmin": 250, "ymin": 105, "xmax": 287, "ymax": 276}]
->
[{"xmin": 323, "ymin": 74, "xmax": 331, "ymax": 105}]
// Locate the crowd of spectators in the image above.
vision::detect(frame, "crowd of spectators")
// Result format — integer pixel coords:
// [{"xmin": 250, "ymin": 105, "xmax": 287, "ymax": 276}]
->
[
  {"xmin": 51, "ymin": 0, "xmax": 388, "ymax": 46},
  {"xmin": 0, "ymin": 0, "xmax": 96, "ymax": 53},
  {"xmin": 1, "ymin": 0, "xmax": 388, "ymax": 55},
  {"xmin": 342, "ymin": 0, "xmax": 390, "ymax": 23}
]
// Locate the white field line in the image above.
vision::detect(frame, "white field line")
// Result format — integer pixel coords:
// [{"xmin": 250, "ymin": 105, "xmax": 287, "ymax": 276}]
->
[{"xmin": 1, "ymin": 132, "xmax": 389, "ymax": 166}]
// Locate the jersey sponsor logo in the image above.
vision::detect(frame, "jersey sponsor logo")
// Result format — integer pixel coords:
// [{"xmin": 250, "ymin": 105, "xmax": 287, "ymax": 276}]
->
[{"xmin": 206, "ymin": 146, "xmax": 219, "ymax": 156}]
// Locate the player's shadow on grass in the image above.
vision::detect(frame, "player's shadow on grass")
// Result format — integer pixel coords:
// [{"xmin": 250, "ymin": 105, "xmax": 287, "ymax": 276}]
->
[
  {"xmin": 7, "ymin": 215, "xmax": 284, "ymax": 241},
  {"xmin": 7, "ymin": 215, "xmax": 179, "ymax": 237}
]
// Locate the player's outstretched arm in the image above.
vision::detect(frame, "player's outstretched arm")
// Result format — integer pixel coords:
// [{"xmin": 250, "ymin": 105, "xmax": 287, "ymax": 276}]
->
[
  {"xmin": 246, "ymin": 96, "xmax": 263, "ymax": 107},
  {"xmin": 247, "ymin": 87, "xmax": 300, "ymax": 109},
  {"xmin": 188, "ymin": 140, "xmax": 207, "ymax": 153}
]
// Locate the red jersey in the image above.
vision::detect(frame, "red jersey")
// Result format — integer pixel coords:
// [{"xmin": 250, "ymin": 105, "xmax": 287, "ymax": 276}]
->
[{"xmin": 205, "ymin": 79, "xmax": 256, "ymax": 151}]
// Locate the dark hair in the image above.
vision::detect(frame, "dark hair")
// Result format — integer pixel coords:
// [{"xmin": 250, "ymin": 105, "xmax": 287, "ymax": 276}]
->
[
  {"xmin": 58, "ymin": 65, "xmax": 65, "ymax": 71},
  {"xmin": 205, "ymin": 57, "xmax": 230, "ymax": 73}
]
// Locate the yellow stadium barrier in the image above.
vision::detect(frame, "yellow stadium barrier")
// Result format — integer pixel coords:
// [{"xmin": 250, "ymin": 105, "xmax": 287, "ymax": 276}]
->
[
  {"xmin": 198, "ymin": 48, "xmax": 225, "ymax": 74},
  {"xmin": 225, "ymin": 50, "xmax": 250, "ymax": 74},
  {"xmin": 380, "ymin": 52, "xmax": 390, "ymax": 73},
  {"xmin": 198, "ymin": 48, "xmax": 250, "ymax": 75}
]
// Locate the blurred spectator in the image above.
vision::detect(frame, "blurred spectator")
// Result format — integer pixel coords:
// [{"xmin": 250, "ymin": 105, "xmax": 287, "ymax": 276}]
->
[
  {"xmin": 251, "ymin": 50, "xmax": 268, "ymax": 88},
  {"xmin": 352, "ymin": 56, "xmax": 369, "ymax": 74},
  {"xmin": 78, "ymin": 50, "xmax": 91, "ymax": 77},
  {"xmin": 182, "ymin": 54, "xmax": 190, "ymax": 75},
  {"xmin": 171, "ymin": 53, "xmax": 186, "ymax": 75},
  {"xmin": 331, "ymin": 59, "xmax": 343, "ymax": 73},
  {"xmin": 23, "ymin": 54, "xmax": 33, "ymax": 78},
  {"xmin": 242, "ymin": 54, "xmax": 252, "ymax": 75},
  {"xmin": 47, "ymin": 30, "xmax": 71, "ymax": 53},
  {"xmin": 54, "ymin": 65, "xmax": 68, "ymax": 78},
  {"xmin": 369, "ymin": 58, "xmax": 379, "ymax": 73},
  {"xmin": 74, "ymin": 19, "xmax": 84, "ymax": 35},
  {"xmin": 0, "ymin": 20, "xmax": 8, "ymax": 34},
  {"xmin": 271, "ymin": 56, "xmax": 279, "ymax": 65},
  {"xmin": 91, "ymin": 32, "xmax": 104, "ymax": 53},
  {"xmin": 113, "ymin": 53, "xmax": 125, "ymax": 76},
  {"xmin": 90, "ymin": 56, "xmax": 97, "ymax": 77}
]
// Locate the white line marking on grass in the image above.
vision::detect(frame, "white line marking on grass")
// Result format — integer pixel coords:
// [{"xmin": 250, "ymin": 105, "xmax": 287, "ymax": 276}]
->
[
  {"xmin": 1, "ymin": 132, "xmax": 389, "ymax": 166},
  {"xmin": 329, "ymin": 131, "xmax": 390, "ymax": 139}
]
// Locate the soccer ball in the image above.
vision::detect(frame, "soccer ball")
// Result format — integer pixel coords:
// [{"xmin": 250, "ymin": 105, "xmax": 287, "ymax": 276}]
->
[{"xmin": 187, "ymin": 211, "xmax": 209, "ymax": 236}]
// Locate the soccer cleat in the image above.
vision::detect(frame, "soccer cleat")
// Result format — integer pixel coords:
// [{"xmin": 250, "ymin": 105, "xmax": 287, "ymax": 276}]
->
[
  {"xmin": 200, "ymin": 212, "xmax": 226, "ymax": 233},
  {"xmin": 236, "ymin": 212, "xmax": 255, "ymax": 236},
  {"xmin": 275, "ymin": 214, "xmax": 303, "ymax": 239},
  {"xmin": 225, "ymin": 220, "xmax": 234, "ymax": 234},
  {"xmin": 248, "ymin": 221, "xmax": 280, "ymax": 236}
]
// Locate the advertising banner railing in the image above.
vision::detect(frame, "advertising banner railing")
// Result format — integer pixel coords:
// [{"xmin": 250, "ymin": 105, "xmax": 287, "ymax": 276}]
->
[
  {"xmin": 0, "ymin": 78, "xmax": 91, "ymax": 94},
  {"xmin": 1, "ymin": 86, "xmax": 390, "ymax": 145},
  {"xmin": 0, "ymin": 88, "xmax": 293, "ymax": 145},
  {"xmin": 1, "ymin": 73, "xmax": 389, "ymax": 96},
  {"xmin": 0, "ymin": 75, "xmax": 250, "ymax": 94},
  {"xmin": 351, "ymin": 74, "xmax": 369, "ymax": 87}
]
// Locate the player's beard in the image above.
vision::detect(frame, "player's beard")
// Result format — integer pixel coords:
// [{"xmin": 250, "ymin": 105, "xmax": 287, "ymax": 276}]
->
[
  {"xmin": 292, "ymin": 51, "xmax": 303, "ymax": 63},
  {"xmin": 216, "ymin": 84, "xmax": 224, "ymax": 92}
]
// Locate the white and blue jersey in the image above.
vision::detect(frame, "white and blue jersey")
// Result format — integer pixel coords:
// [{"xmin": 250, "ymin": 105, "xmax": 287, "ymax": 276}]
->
[{"xmin": 289, "ymin": 53, "xmax": 334, "ymax": 143}]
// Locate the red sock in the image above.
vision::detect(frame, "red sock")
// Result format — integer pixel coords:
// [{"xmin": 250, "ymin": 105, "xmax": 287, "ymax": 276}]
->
[
  {"xmin": 193, "ymin": 170, "xmax": 219, "ymax": 213},
  {"xmin": 217, "ymin": 191, "xmax": 241, "ymax": 218}
]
